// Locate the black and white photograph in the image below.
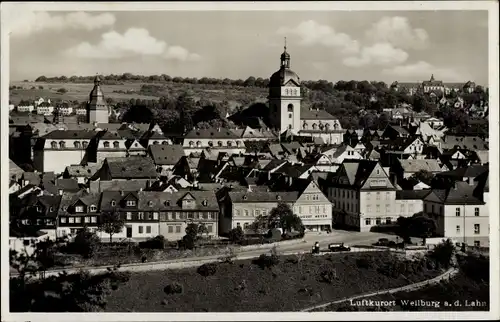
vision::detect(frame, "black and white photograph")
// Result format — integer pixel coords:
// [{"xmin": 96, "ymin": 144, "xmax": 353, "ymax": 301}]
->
[{"xmin": 1, "ymin": 1, "xmax": 498, "ymax": 320}]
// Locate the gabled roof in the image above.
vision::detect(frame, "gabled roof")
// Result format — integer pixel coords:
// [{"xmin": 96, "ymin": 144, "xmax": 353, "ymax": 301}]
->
[
  {"xmin": 184, "ymin": 127, "xmax": 240, "ymax": 139},
  {"xmin": 424, "ymin": 182, "xmax": 484, "ymax": 205},
  {"xmin": 228, "ymin": 190, "xmax": 299, "ymax": 203},
  {"xmin": 437, "ymin": 165, "xmax": 488, "ymax": 179},
  {"xmin": 42, "ymin": 129, "xmax": 97, "ymax": 140},
  {"xmin": 9, "ymin": 159, "xmax": 24, "ymax": 179},
  {"xmin": 396, "ymin": 189, "xmax": 432, "ymax": 200},
  {"xmin": 149, "ymin": 144, "xmax": 185, "ymax": 166},
  {"xmin": 398, "ymin": 159, "xmax": 442, "ymax": 173},
  {"xmin": 105, "ymin": 156, "xmax": 158, "ymax": 179},
  {"xmin": 330, "ymin": 160, "xmax": 391, "ymax": 189},
  {"xmin": 64, "ymin": 164, "xmax": 100, "ymax": 178},
  {"xmin": 300, "ymin": 107, "xmax": 337, "ymax": 120}
]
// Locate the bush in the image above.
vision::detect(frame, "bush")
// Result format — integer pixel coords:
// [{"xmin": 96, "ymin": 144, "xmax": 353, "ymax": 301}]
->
[
  {"xmin": 318, "ymin": 268, "xmax": 338, "ymax": 283},
  {"xmin": 139, "ymin": 235, "xmax": 167, "ymax": 250},
  {"xmin": 57, "ymin": 88, "xmax": 67, "ymax": 93},
  {"xmin": 180, "ymin": 235, "xmax": 196, "ymax": 250},
  {"xmin": 197, "ymin": 263, "xmax": 217, "ymax": 277},
  {"xmin": 164, "ymin": 282, "xmax": 183, "ymax": 295},
  {"xmin": 429, "ymin": 239, "xmax": 455, "ymax": 268},
  {"xmin": 356, "ymin": 257, "xmax": 373, "ymax": 269},
  {"xmin": 253, "ymin": 253, "xmax": 280, "ymax": 269}
]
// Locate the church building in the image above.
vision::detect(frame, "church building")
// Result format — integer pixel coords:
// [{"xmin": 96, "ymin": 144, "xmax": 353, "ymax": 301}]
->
[
  {"xmin": 87, "ymin": 75, "xmax": 109, "ymax": 124},
  {"xmin": 267, "ymin": 41, "xmax": 345, "ymax": 145}
]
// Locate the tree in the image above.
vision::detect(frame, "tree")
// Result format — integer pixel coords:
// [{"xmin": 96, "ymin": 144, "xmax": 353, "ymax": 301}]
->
[
  {"xmin": 396, "ymin": 213, "xmax": 436, "ymax": 245},
  {"xmin": 97, "ymin": 211, "xmax": 124, "ymax": 243},
  {"xmin": 412, "ymin": 170, "xmax": 434, "ymax": 185},
  {"xmin": 73, "ymin": 227, "xmax": 100, "ymax": 259},
  {"xmin": 228, "ymin": 226, "xmax": 244, "ymax": 243},
  {"xmin": 429, "ymin": 239, "xmax": 455, "ymax": 268},
  {"xmin": 57, "ymin": 88, "xmax": 67, "ymax": 94},
  {"xmin": 197, "ymin": 222, "xmax": 209, "ymax": 238},
  {"xmin": 268, "ymin": 202, "xmax": 303, "ymax": 234}
]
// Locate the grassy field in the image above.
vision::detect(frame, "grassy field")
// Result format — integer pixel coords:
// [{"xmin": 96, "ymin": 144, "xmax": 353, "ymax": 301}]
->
[
  {"xmin": 103, "ymin": 251, "xmax": 443, "ymax": 312},
  {"xmin": 9, "ymin": 81, "xmax": 268, "ymax": 113},
  {"xmin": 9, "ymin": 82, "xmax": 158, "ymax": 104}
]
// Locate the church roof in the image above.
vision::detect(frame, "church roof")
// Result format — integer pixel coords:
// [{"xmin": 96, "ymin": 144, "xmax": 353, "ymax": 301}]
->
[
  {"xmin": 88, "ymin": 75, "xmax": 108, "ymax": 111},
  {"xmin": 269, "ymin": 68, "xmax": 300, "ymax": 87}
]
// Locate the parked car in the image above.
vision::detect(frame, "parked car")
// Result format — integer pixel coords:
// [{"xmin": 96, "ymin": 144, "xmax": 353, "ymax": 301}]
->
[
  {"xmin": 375, "ymin": 238, "xmax": 390, "ymax": 246},
  {"xmin": 328, "ymin": 243, "xmax": 351, "ymax": 252}
]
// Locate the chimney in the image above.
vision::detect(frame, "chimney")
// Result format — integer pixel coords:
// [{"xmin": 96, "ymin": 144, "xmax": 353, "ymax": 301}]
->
[
  {"xmin": 58, "ymin": 189, "xmax": 63, "ymax": 195},
  {"xmin": 247, "ymin": 185, "xmax": 253, "ymax": 192},
  {"xmin": 120, "ymin": 190, "xmax": 124, "ymax": 196},
  {"xmin": 139, "ymin": 188, "xmax": 143, "ymax": 192},
  {"xmin": 217, "ymin": 127, "xmax": 221, "ymax": 132}
]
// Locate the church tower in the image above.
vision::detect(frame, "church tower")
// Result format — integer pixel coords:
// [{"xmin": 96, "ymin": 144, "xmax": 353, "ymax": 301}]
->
[
  {"xmin": 268, "ymin": 38, "xmax": 302, "ymax": 134},
  {"xmin": 87, "ymin": 75, "xmax": 109, "ymax": 124}
]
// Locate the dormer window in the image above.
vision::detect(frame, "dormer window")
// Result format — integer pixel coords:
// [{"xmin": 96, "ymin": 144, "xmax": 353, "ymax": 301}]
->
[
  {"xmin": 126, "ymin": 200, "xmax": 136, "ymax": 207},
  {"xmin": 51, "ymin": 141, "xmax": 58, "ymax": 149},
  {"xmin": 82, "ymin": 141, "xmax": 88, "ymax": 149},
  {"xmin": 276, "ymin": 195, "xmax": 282, "ymax": 200},
  {"xmin": 49, "ymin": 207, "xmax": 53, "ymax": 212},
  {"xmin": 242, "ymin": 195, "xmax": 248, "ymax": 200},
  {"xmin": 148, "ymin": 201, "xmax": 154, "ymax": 207},
  {"xmin": 227, "ymin": 141, "xmax": 233, "ymax": 147},
  {"xmin": 162, "ymin": 141, "xmax": 169, "ymax": 145},
  {"xmin": 153, "ymin": 141, "xmax": 159, "ymax": 145},
  {"xmin": 218, "ymin": 141, "xmax": 223, "ymax": 147},
  {"xmin": 74, "ymin": 141, "xmax": 81, "ymax": 149},
  {"xmin": 113, "ymin": 141, "xmax": 119, "ymax": 148},
  {"xmin": 196, "ymin": 141, "xmax": 202, "ymax": 147},
  {"xmin": 312, "ymin": 123, "xmax": 317, "ymax": 130},
  {"xmin": 111, "ymin": 200, "xmax": 116, "ymax": 206},
  {"xmin": 166, "ymin": 200, "xmax": 171, "ymax": 206},
  {"xmin": 59, "ymin": 141, "xmax": 66, "ymax": 149},
  {"xmin": 189, "ymin": 141, "xmax": 194, "ymax": 147},
  {"xmin": 236, "ymin": 141, "xmax": 241, "ymax": 147},
  {"xmin": 202, "ymin": 200, "xmax": 208, "ymax": 206},
  {"xmin": 208, "ymin": 141, "xmax": 214, "ymax": 147},
  {"xmin": 103, "ymin": 141, "xmax": 110, "ymax": 148},
  {"xmin": 75, "ymin": 205, "xmax": 84, "ymax": 213},
  {"xmin": 90, "ymin": 205, "xmax": 97, "ymax": 212}
]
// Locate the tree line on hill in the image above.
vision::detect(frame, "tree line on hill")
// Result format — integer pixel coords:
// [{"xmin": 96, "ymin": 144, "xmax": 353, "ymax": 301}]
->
[{"xmin": 30, "ymin": 74, "xmax": 487, "ymax": 135}]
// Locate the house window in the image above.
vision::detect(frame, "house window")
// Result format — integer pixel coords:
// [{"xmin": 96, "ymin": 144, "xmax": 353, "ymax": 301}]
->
[
  {"xmin": 139, "ymin": 226, "xmax": 143, "ymax": 234},
  {"xmin": 68, "ymin": 217, "xmax": 75, "ymax": 224},
  {"xmin": 168, "ymin": 226, "xmax": 173, "ymax": 233},
  {"xmin": 289, "ymin": 113, "xmax": 293, "ymax": 119},
  {"xmin": 126, "ymin": 212, "xmax": 132, "ymax": 220},
  {"xmin": 376, "ymin": 192, "xmax": 380, "ymax": 200},
  {"xmin": 111, "ymin": 200, "xmax": 116, "ymax": 206},
  {"xmin": 59, "ymin": 141, "xmax": 66, "ymax": 149},
  {"xmin": 126, "ymin": 200, "xmax": 136, "ymax": 206},
  {"xmin": 189, "ymin": 141, "xmax": 194, "ymax": 147},
  {"xmin": 227, "ymin": 141, "xmax": 233, "ymax": 147},
  {"xmin": 375, "ymin": 217, "xmax": 381, "ymax": 225},
  {"xmin": 207, "ymin": 225, "xmax": 213, "ymax": 233},
  {"xmin": 153, "ymin": 141, "xmax": 159, "ymax": 145},
  {"xmin": 91, "ymin": 216, "xmax": 97, "ymax": 223},
  {"xmin": 218, "ymin": 141, "xmax": 223, "ymax": 147},
  {"xmin": 376, "ymin": 205, "xmax": 380, "ymax": 213},
  {"xmin": 75, "ymin": 217, "xmax": 81, "ymax": 223},
  {"xmin": 153, "ymin": 212, "xmax": 159, "ymax": 220},
  {"xmin": 455, "ymin": 208, "xmax": 461, "ymax": 216},
  {"xmin": 61, "ymin": 217, "xmax": 67, "ymax": 223},
  {"xmin": 474, "ymin": 207, "xmax": 480, "ymax": 216},
  {"xmin": 138, "ymin": 212, "xmax": 145, "ymax": 220},
  {"xmin": 84, "ymin": 217, "xmax": 90, "ymax": 223},
  {"xmin": 474, "ymin": 224, "xmax": 480, "ymax": 234},
  {"xmin": 146, "ymin": 226, "xmax": 152, "ymax": 234},
  {"xmin": 196, "ymin": 141, "xmax": 202, "ymax": 147},
  {"xmin": 474, "ymin": 241, "xmax": 480, "ymax": 247},
  {"xmin": 175, "ymin": 226, "xmax": 181, "ymax": 233},
  {"xmin": 244, "ymin": 210, "xmax": 249, "ymax": 216},
  {"xmin": 365, "ymin": 218, "xmax": 371, "ymax": 225},
  {"xmin": 103, "ymin": 141, "xmax": 110, "ymax": 148},
  {"xmin": 51, "ymin": 141, "xmax": 58, "ymax": 149},
  {"xmin": 90, "ymin": 205, "xmax": 97, "ymax": 212},
  {"xmin": 75, "ymin": 206, "xmax": 84, "ymax": 213},
  {"xmin": 431, "ymin": 204, "xmax": 434, "ymax": 214},
  {"xmin": 456, "ymin": 225, "xmax": 460, "ymax": 233},
  {"xmin": 386, "ymin": 217, "xmax": 392, "ymax": 224},
  {"xmin": 74, "ymin": 141, "xmax": 81, "ymax": 149},
  {"xmin": 208, "ymin": 141, "xmax": 214, "ymax": 147},
  {"xmin": 113, "ymin": 141, "xmax": 120, "ymax": 148}
]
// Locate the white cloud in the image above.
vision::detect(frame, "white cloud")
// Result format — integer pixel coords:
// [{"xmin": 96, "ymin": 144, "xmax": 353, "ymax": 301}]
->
[
  {"xmin": 382, "ymin": 61, "xmax": 467, "ymax": 81},
  {"xmin": 343, "ymin": 43, "xmax": 409, "ymax": 67},
  {"xmin": 64, "ymin": 28, "xmax": 201, "ymax": 61},
  {"xmin": 365, "ymin": 16, "xmax": 429, "ymax": 50},
  {"xmin": 10, "ymin": 11, "xmax": 116, "ymax": 37},
  {"xmin": 277, "ymin": 20, "xmax": 360, "ymax": 54}
]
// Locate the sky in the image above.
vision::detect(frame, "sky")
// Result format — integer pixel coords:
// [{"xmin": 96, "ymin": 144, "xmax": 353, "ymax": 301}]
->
[{"xmin": 8, "ymin": 10, "xmax": 489, "ymax": 85}]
